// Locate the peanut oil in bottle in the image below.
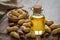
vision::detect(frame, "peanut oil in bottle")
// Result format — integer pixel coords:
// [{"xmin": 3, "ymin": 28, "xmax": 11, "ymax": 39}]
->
[{"xmin": 30, "ymin": 5, "xmax": 45, "ymax": 36}]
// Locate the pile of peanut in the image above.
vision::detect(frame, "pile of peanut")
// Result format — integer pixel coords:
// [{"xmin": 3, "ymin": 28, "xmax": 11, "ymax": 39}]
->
[{"xmin": 6, "ymin": 9, "xmax": 60, "ymax": 39}]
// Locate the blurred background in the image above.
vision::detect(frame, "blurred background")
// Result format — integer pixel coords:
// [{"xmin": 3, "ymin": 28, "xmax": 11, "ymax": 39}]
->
[{"xmin": 0, "ymin": 0, "xmax": 60, "ymax": 24}]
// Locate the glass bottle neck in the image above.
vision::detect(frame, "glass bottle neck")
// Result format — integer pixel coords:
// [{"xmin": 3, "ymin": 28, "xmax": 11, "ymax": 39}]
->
[{"xmin": 33, "ymin": 11, "xmax": 42, "ymax": 16}]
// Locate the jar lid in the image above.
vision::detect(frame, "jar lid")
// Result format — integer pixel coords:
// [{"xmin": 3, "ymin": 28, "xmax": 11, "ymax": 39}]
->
[{"xmin": 33, "ymin": 5, "xmax": 42, "ymax": 13}]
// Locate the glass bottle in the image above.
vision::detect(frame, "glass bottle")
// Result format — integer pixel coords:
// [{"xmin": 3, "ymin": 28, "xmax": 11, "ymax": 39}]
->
[{"xmin": 30, "ymin": 5, "xmax": 45, "ymax": 40}]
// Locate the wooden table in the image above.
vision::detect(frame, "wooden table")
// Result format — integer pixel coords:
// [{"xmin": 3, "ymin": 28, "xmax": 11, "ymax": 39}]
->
[{"xmin": 0, "ymin": 0, "xmax": 60, "ymax": 40}]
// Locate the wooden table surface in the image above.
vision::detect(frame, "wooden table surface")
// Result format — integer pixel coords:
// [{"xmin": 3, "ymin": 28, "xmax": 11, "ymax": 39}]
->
[{"xmin": 0, "ymin": 0, "xmax": 60, "ymax": 40}]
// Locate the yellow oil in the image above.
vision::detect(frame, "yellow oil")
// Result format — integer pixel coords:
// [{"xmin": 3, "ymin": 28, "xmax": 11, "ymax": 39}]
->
[{"xmin": 30, "ymin": 15, "xmax": 45, "ymax": 35}]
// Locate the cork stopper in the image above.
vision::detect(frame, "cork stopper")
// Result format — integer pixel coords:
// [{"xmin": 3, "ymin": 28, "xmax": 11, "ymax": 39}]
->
[{"xmin": 33, "ymin": 5, "xmax": 42, "ymax": 13}]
